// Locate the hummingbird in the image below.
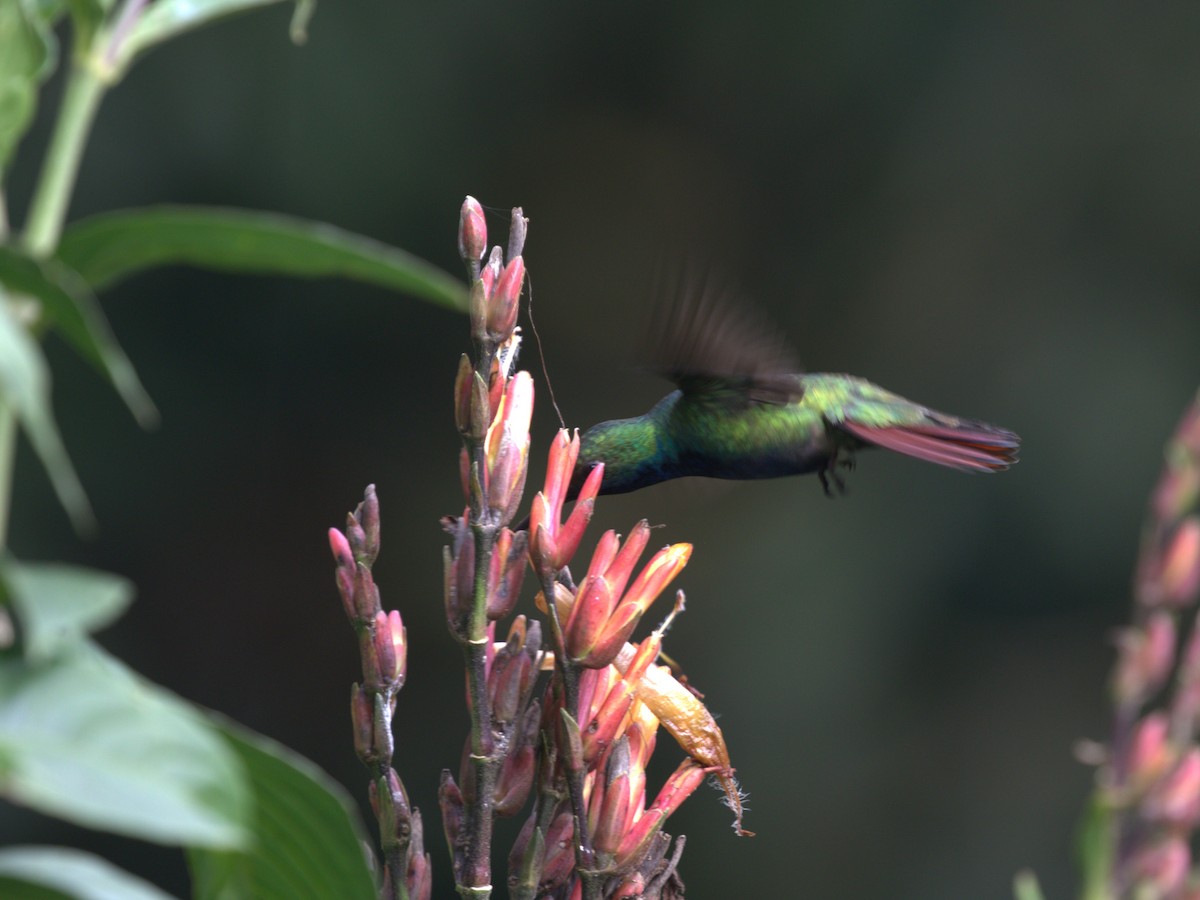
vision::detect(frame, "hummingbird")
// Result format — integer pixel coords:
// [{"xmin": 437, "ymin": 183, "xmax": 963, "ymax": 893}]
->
[{"xmin": 566, "ymin": 288, "xmax": 1019, "ymax": 500}]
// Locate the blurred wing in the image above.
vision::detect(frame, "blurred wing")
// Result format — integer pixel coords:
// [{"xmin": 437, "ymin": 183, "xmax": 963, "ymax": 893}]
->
[{"xmin": 644, "ymin": 270, "xmax": 803, "ymax": 409}]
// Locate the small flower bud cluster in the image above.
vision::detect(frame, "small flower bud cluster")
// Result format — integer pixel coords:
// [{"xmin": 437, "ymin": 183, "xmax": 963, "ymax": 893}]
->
[
  {"xmin": 460, "ymin": 196, "xmax": 527, "ymax": 354},
  {"xmin": 330, "ymin": 486, "xmax": 430, "ymax": 900},
  {"xmin": 1094, "ymin": 394, "xmax": 1200, "ymax": 899}
]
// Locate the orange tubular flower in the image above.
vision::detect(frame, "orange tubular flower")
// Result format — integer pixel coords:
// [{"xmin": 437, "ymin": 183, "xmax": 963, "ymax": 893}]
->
[
  {"xmin": 564, "ymin": 521, "xmax": 691, "ymax": 668},
  {"xmin": 528, "ymin": 429, "xmax": 604, "ymax": 574}
]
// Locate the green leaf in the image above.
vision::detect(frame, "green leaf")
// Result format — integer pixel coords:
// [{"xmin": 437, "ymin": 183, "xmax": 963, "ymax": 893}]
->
[
  {"xmin": 1012, "ymin": 870, "xmax": 1046, "ymax": 900},
  {"xmin": 0, "ymin": 284, "xmax": 94, "ymax": 534},
  {"xmin": 0, "ymin": 245, "xmax": 158, "ymax": 427},
  {"xmin": 111, "ymin": 0, "xmax": 315, "ymax": 74},
  {"xmin": 57, "ymin": 206, "xmax": 469, "ymax": 312},
  {"xmin": 0, "ymin": 641, "xmax": 250, "ymax": 848},
  {"xmin": 189, "ymin": 717, "xmax": 376, "ymax": 900},
  {"xmin": 0, "ymin": 0, "xmax": 58, "ymax": 172},
  {"xmin": 0, "ymin": 846, "xmax": 178, "ymax": 900},
  {"xmin": 0, "ymin": 556, "xmax": 133, "ymax": 660}
]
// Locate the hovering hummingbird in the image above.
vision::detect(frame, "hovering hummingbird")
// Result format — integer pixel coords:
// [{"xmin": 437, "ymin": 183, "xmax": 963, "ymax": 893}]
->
[{"xmin": 567, "ymin": 288, "xmax": 1019, "ymax": 500}]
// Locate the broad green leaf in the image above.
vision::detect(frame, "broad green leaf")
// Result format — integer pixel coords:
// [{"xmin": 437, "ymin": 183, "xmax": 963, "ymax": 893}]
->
[
  {"xmin": 0, "ymin": 846, "xmax": 178, "ymax": 900},
  {"xmin": 0, "ymin": 284, "xmax": 93, "ymax": 534},
  {"xmin": 0, "ymin": 641, "xmax": 250, "ymax": 847},
  {"xmin": 57, "ymin": 206, "xmax": 469, "ymax": 312},
  {"xmin": 111, "ymin": 0, "xmax": 314, "ymax": 74},
  {"xmin": 0, "ymin": 556, "xmax": 133, "ymax": 660},
  {"xmin": 189, "ymin": 717, "xmax": 376, "ymax": 900},
  {"xmin": 0, "ymin": 245, "xmax": 158, "ymax": 427},
  {"xmin": 0, "ymin": 0, "xmax": 57, "ymax": 172}
]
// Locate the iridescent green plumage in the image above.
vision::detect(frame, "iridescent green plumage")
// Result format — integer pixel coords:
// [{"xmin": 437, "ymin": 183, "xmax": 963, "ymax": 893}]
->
[{"xmin": 568, "ymin": 292, "xmax": 1019, "ymax": 499}]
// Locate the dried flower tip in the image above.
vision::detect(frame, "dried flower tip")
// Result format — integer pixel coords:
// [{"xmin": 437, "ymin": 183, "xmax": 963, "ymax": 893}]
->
[
  {"xmin": 507, "ymin": 207, "xmax": 528, "ymax": 261},
  {"xmin": 612, "ymin": 639, "xmax": 750, "ymax": 834}
]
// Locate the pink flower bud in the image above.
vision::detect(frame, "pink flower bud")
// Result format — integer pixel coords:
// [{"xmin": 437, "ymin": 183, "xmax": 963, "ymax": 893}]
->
[
  {"xmin": 1128, "ymin": 836, "xmax": 1190, "ymax": 896},
  {"xmin": 480, "ymin": 246, "xmax": 502, "ymax": 298},
  {"xmin": 1113, "ymin": 612, "xmax": 1177, "ymax": 708},
  {"xmin": 1145, "ymin": 747, "xmax": 1200, "ymax": 826},
  {"xmin": 487, "ymin": 256, "xmax": 524, "ymax": 341},
  {"xmin": 1162, "ymin": 517, "xmax": 1200, "ymax": 607},
  {"xmin": 592, "ymin": 739, "xmax": 634, "ymax": 856},
  {"xmin": 373, "ymin": 609, "xmax": 406, "ymax": 685},
  {"xmin": 487, "ymin": 528, "xmax": 529, "ymax": 620},
  {"xmin": 494, "ymin": 704, "xmax": 539, "ymax": 816},
  {"xmin": 1126, "ymin": 712, "xmax": 1174, "ymax": 789},
  {"xmin": 458, "ymin": 196, "xmax": 487, "ymax": 264}
]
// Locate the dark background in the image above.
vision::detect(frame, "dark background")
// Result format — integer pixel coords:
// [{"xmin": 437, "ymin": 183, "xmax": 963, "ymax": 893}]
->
[{"xmin": 6, "ymin": 3, "xmax": 1200, "ymax": 898}]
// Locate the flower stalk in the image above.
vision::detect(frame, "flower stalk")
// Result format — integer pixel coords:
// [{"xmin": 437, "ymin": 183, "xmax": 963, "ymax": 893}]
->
[
  {"xmin": 444, "ymin": 199, "xmax": 531, "ymax": 897},
  {"xmin": 1072, "ymin": 392, "xmax": 1200, "ymax": 900},
  {"xmin": 330, "ymin": 486, "xmax": 431, "ymax": 900}
]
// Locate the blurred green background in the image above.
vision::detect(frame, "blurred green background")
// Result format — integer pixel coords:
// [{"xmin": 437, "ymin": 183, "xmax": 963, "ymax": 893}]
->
[{"xmin": 6, "ymin": 2, "xmax": 1200, "ymax": 897}]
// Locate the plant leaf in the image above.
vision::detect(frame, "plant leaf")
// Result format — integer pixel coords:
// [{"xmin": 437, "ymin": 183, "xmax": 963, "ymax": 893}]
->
[
  {"xmin": 0, "ymin": 556, "xmax": 133, "ymax": 660},
  {"xmin": 0, "ymin": 641, "xmax": 250, "ymax": 847},
  {"xmin": 0, "ymin": 245, "xmax": 158, "ymax": 427},
  {"xmin": 0, "ymin": 0, "xmax": 57, "ymax": 173},
  {"xmin": 189, "ymin": 717, "xmax": 376, "ymax": 900},
  {"xmin": 111, "ymin": 0, "xmax": 315, "ymax": 75},
  {"xmin": 57, "ymin": 206, "xmax": 468, "ymax": 312},
  {"xmin": 0, "ymin": 846, "xmax": 178, "ymax": 900},
  {"xmin": 1012, "ymin": 870, "xmax": 1046, "ymax": 900},
  {"xmin": 0, "ymin": 284, "xmax": 94, "ymax": 534}
]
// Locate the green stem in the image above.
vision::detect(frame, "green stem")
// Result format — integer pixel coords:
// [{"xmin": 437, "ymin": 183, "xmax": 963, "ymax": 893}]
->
[
  {"xmin": 540, "ymin": 572, "xmax": 599, "ymax": 898},
  {"xmin": 455, "ymin": 342, "xmax": 501, "ymax": 900},
  {"xmin": 22, "ymin": 63, "xmax": 107, "ymax": 258},
  {"xmin": 0, "ymin": 405, "xmax": 16, "ymax": 550}
]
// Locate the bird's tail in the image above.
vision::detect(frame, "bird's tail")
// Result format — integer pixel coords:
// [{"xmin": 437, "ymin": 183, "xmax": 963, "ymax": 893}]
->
[{"xmin": 839, "ymin": 418, "xmax": 1020, "ymax": 472}]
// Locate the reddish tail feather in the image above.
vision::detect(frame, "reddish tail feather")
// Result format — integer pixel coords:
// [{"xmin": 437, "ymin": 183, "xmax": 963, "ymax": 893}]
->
[{"xmin": 841, "ymin": 420, "xmax": 1020, "ymax": 472}]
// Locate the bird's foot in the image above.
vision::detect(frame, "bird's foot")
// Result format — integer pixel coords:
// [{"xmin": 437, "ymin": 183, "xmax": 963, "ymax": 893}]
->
[{"xmin": 820, "ymin": 451, "xmax": 849, "ymax": 497}]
